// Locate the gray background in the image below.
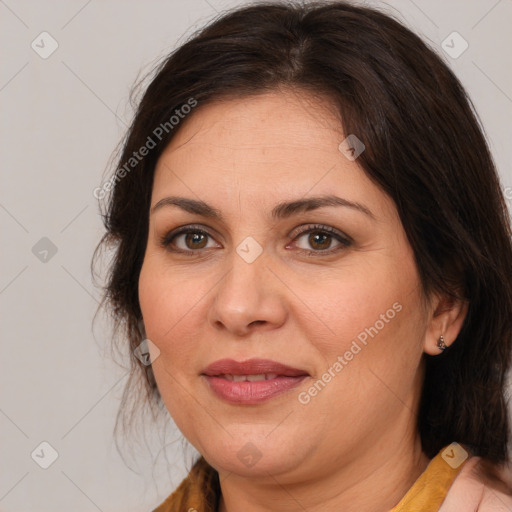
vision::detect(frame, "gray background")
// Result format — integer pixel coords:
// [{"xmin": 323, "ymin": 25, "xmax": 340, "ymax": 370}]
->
[{"xmin": 1, "ymin": 0, "xmax": 511, "ymax": 511}]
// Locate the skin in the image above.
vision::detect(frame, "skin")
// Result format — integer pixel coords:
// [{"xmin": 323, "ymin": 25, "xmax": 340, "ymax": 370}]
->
[{"xmin": 138, "ymin": 88, "xmax": 467, "ymax": 512}]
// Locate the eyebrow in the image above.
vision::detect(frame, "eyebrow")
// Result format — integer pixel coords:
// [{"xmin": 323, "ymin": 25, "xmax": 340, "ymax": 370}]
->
[{"xmin": 151, "ymin": 195, "xmax": 375, "ymax": 220}]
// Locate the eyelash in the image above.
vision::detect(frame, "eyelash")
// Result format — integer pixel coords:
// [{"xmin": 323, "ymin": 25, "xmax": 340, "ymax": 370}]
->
[{"xmin": 159, "ymin": 223, "xmax": 352, "ymax": 257}]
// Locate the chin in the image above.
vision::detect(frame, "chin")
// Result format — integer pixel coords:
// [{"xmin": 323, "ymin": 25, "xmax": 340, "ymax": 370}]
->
[{"xmin": 198, "ymin": 436, "xmax": 302, "ymax": 477}]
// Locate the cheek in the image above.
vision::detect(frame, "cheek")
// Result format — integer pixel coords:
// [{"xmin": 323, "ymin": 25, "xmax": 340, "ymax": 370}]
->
[
  {"xmin": 138, "ymin": 259, "xmax": 204, "ymax": 428},
  {"xmin": 139, "ymin": 264, "xmax": 170, "ymax": 341},
  {"xmin": 297, "ymin": 276, "xmax": 425, "ymax": 436},
  {"xmin": 138, "ymin": 255, "xmax": 218, "ymax": 385},
  {"xmin": 139, "ymin": 255, "xmax": 200, "ymax": 338},
  {"xmin": 298, "ymin": 252, "xmax": 425, "ymax": 386},
  {"xmin": 300, "ymin": 266, "xmax": 411, "ymax": 348},
  {"xmin": 138, "ymin": 259, "xmax": 194, "ymax": 361}
]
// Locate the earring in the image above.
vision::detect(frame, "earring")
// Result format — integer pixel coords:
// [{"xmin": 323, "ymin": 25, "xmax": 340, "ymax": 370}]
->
[{"xmin": 437, "ymin": 335, "xmax": 447, "ymax": 351}]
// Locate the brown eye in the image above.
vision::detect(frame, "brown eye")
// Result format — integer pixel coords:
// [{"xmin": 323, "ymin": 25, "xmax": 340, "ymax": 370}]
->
[
  {"xmin": 307, "ymin": 232, "xmax": 333, "ymax": 250},
  {"xmin": 160, "ymin": 226, "xmax": 219, "ymax": 253},
  {"xmin": 184, "ymin": 232, "xmax": 208, "ymax": 249},
  {"xmin": 291, "ymin": 224, "xmax": 352, "ymax": 255}
]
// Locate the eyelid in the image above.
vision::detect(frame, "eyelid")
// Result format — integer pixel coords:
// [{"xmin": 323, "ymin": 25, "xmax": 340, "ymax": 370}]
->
[
  {"xmin": 159, "ymin": 224, "xmax": 221, "ymax": 250},
  {"xmin": 286, "ymin": 223, "xmax": 352, "ymax": 255},
  {"xmin": 159, "ymin": 223, "xmax": 352, "ymax": 254},
  {"xmin": 289, "ymin": 223, "xmax": 352, "ymax": 244}
]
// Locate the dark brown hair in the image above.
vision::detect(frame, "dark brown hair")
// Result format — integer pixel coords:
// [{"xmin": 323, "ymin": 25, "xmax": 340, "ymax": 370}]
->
[{"xmin": 93, "ymin": 0, "xmax": 512, "ymax": 489}]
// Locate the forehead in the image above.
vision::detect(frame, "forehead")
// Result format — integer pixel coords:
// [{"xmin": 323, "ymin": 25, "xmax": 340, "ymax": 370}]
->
[
  {"xmin": 151, "ymin": 90, "xmax": 393, "ymax": 220},
  {"xmin": 156, "ymin": 89, "xmax": 342, "ymax": 171},
  {"xmin": 171, "ymin": 89, "xmax": 342, "ymax": 145}
]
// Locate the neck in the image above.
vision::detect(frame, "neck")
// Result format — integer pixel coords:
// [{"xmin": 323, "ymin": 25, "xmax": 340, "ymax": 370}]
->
[{"xmin": 217, "ymin": 434, "xmax": 430, "ymax": 512}]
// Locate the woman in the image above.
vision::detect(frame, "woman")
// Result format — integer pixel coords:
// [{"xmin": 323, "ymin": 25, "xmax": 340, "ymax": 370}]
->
[{"xmin": 93, "ymin": 1, "xmax": 512, "ymax": 510}]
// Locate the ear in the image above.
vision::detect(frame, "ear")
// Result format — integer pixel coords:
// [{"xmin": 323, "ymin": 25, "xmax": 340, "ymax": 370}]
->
[{"xmin": 423, "ymin": 292, "xmax": 468, "ymax": 355}]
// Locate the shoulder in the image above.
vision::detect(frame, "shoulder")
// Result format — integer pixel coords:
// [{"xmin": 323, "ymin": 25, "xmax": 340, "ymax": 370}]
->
[{"xmin": 439, "ymin": 456, "xmax": 512, "ymax": 512}]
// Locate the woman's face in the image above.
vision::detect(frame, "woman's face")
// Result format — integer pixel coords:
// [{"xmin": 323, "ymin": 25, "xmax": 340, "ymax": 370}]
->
[{"xmin": 139, "ymin": 89, "xmax": 434, "ymax": 481}]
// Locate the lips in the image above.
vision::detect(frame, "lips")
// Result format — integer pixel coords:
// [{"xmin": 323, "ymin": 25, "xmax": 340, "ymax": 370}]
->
[
  {"xmin": 201, "ymin": 358, "xmax": 309, "ymax": 404},
  {"xmin": 202, "ymin": 358, "xmax": 308, "ymax": 377}
]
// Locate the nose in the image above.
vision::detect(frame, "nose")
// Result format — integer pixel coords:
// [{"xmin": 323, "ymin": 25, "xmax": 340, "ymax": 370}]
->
[{"xmin": 207, "ymin": 250, "xmax": 288, "ymax": 337}]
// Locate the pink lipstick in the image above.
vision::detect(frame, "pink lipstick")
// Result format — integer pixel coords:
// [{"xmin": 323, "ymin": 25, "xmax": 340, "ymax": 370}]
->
[{"xmin": 201, "ymin": 358, "xmax": 309, "ymax": 404}]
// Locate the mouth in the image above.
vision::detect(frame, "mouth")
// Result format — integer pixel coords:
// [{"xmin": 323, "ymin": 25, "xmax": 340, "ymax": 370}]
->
[
  {"xmin": 201, "ymin": 358, "xmax": 309, "ymax": 404},
  {"xmin": 218, "ymin": 373, "xmax": 279, "ymax": 382}
]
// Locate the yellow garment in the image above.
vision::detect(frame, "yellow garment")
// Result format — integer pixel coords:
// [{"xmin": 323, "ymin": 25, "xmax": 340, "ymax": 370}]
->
[
  {"xmin": 390, "ymin": 445, "xmax": 467, "ymax": 511},
  {"xmin": 153, "ymin": 456, "xmax": 219, "ymax": 512},
  {"xmin": 153, "ymin": 445, "xmax": 468, "ymax": 512}
]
